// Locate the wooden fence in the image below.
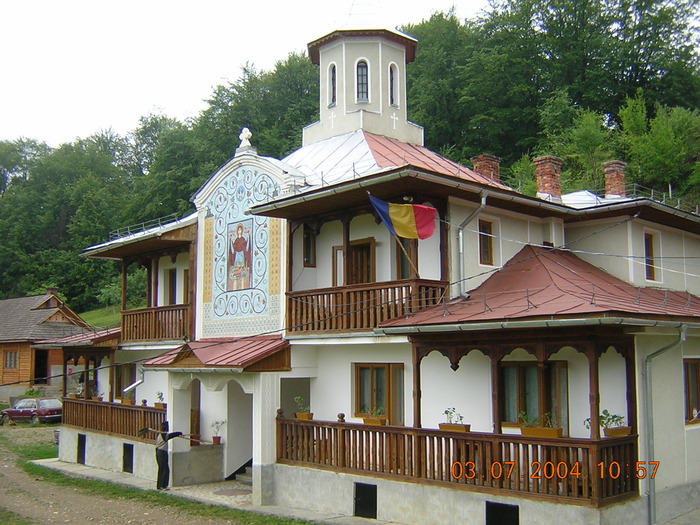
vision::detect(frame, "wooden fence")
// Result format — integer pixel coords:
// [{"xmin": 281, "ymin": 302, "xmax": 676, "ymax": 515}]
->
[{"xmin": 63, "ymin": 398, "xmax": 165, "ymax": 442}]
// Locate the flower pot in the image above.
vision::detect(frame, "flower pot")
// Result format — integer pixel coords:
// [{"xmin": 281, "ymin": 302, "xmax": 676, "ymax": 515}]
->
[
  {"xmin": 521, "ymin": 427, "xmax": 563, "ymax": 438},
  {"xmin": 439, "ymin": 423, "xmax": 471, "ymax": 433},
  {"xmin": 122, "ymin": 399, "xmax": 135, "ymax": 405},
  {"xmin": 295, "ymin": 412, "xmax": 313, "ymax": 420},
  {"xmin": 155, "ymin": 402, "xmax": 167, "ymax": 410},
  {"xmin": 67, "ymin": 394, "xmax": 78, "ymax": 399},
  {"xmin": 363, "ymin": 416, "xmax": 388, "ymax": 426},
  {"xmin": 212, "ymin": 435, "xmax": 222, "ymax": 445},
  {"xmin": 604, "ymin": 426, "xmax": 631, "ymax": 437}
]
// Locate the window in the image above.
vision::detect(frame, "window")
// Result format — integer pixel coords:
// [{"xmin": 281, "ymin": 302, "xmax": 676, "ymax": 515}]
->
[
  {"xmin": 389, "ymin": 64, "xmax": 398, "ymax": 106},
  {"xmin": 684, "ymin": 360, "xmax": 700, "ymax": 423},
  {"xmin": 167, "ymin": 268, "xmax": 177, "ymax": 305},
  {"xmin": 115, "ymin": 364, "xmax": 136, "ymax": 399},
  {"xmin": 644, "ymin": 232, "xmax": 657, "ymax": 281},
  {"xmin": 396, "ymin": 237, "xmax": 417, "ymax": 279},
  {"xmin": 356, "ymin": 60, "xmax": 368, "ymax": 102},
  {"xmin": 501, "ymin": 361, "xmax": 568, "ymax": 432},
  {"xmin": 329, "ymin": 64, "xmax": 337, "ymax": 106},
  {"xmin": 303, "ymin": 225, "xmax": 316, "ymax": 267},
  {"xmin": 479, "ymin": 219, "xmax": 494, "ymax": 265},
  {"xmin": 355, "ymin": 363, "xmax": 404, "ymax": 425},
  {"xmin": 4, "ymin": 351, "xmax": 18, "ymax": 369}
]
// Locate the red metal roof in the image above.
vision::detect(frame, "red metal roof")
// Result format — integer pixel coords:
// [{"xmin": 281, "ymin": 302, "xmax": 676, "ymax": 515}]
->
[
  {"xmin": 380, "ymin": 245, "xmax": 700, "ymax": 328},
  {"xmin": 364, "ymin": 132, "xmax": 509, "ymax": 189},
  {"xmin": 143, "ymin": 335, "xmax": 288, "ymax": 368}
]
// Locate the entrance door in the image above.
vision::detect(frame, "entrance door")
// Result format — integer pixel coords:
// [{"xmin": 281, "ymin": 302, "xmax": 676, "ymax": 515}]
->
[
  {"xmin": 333, "ymin": 238, "xmax": 376, "ymax": 286},
  {"xmin": 34, "ymin": 349, "xmax": 48, "ymax": 384}
]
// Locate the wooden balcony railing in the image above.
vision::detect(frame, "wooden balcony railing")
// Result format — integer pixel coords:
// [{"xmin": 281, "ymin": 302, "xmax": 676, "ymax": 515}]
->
[
  {"xmin": 277, "ymin": 417, "xmax": 639, "ymax": 507},
  {"xmin": 287, "ymin": 279, "xmax": 448, "ymax": 333},
  {"xmin": 63, "ymin": 398, "xmax": 166, "ymax": 442},
  {"xmin": 121, "ymin": 304, "xmax": 191, "ymax": 342}
]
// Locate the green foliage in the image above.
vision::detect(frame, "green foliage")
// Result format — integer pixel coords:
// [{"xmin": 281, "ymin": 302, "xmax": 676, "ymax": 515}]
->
[{"xmin": 23, "ymin": 388, "xmax": 43, "ymax": 397}]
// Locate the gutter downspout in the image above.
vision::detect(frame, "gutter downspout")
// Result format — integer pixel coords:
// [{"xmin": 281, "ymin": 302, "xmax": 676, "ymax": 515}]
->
[
  {"xmin": 458, "ymin": 193, "xmax": 487, "ymax": 296},
  {"xmin": 643, "ymin": 324, "xmax": 687, "ymax": 525}
]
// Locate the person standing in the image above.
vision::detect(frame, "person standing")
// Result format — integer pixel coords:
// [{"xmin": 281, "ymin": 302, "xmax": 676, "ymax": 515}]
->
[{"xmin": 155, "ymin": 421, "xmax": 182, "ymax": 490}]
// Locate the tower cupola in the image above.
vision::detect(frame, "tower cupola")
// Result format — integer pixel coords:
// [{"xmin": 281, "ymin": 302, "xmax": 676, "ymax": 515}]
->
[{"xmin": 302, "ymin": 5, "xmax": 424, "ymax": 146}]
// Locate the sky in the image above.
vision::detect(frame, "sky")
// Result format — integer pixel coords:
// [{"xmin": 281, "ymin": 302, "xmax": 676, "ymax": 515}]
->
[{"xmin": 0, "ymin": 0, "xmax": 489, "ymax": 147}]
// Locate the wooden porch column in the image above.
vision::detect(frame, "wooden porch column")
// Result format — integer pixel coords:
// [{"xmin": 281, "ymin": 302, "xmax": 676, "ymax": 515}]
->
[
  {"xmin": 121, "ymin": 260, "xmax": 128, "ymax": 312},
  {"xmin": 623, "ymin": 343, "xmax": 638, "ymax": 434},
  {"xmin": 342, "ymin": 216, "xmax": 350, "ymax": 286},
  {"xmin": 491, "ymin": 354, "xmax": 502, "ymax": 434},
  {"xmin": 437, "ymin": 202, "xmax": 449, "ymax": 283},
  {"xmin": 61, "ymin": 357, "xmax": 68, "ymax": 397},
  {"xmin": 151, "ymin": 256, "xmax": 158, "ymax": 308},
  {"xmin": 586, "ymin": 346, "xmax": 601, "ymax": 440},
  {"xmin": 413, "ymin": 345, "xmax": 422, "ymax": 428},
  {"xmin": 187, "ymin": 239, "xmax": 197, "ymax": 339}
]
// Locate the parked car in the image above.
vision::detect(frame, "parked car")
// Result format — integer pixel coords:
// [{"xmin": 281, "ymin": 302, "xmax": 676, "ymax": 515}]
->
[{"xmin": 1, "ymin": 397, "xmax": 62, "ymax": 424}]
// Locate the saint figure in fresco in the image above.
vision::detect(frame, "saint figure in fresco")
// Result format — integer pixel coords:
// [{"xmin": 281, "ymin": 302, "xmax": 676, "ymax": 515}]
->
[{"xmin": 228, "ymin": 222, "xmax": 252, "ymax": 290}]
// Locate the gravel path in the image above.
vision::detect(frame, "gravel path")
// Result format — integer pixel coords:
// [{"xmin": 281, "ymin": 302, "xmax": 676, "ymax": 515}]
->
[{"xmin": 0, "ymin": 424, "xmax": 252, "ymax": 525}]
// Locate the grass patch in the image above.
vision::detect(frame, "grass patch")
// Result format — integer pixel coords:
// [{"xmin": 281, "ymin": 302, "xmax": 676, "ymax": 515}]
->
[
  {"xmin": 0, "ymin": 508, "xmax": 37, "ymax": 525},
  {"xmin": 0, "ymin": 431, "xmax": 58, "ymax": 460},
  {"xmin": 78, "ymin": 305, "xmax": 121, "ymax": 329}
]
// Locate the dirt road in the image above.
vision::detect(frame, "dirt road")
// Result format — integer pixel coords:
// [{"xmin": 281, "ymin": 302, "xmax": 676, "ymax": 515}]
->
[{"xmin": 0, "ymin": 424, "xmax": 252, "ymax": 524}]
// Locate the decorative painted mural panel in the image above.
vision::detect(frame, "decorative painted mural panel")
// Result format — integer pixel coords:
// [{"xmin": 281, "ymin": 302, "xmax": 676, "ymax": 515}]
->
[{"xmin": 206, "ymin": 166, "xmax": 280, "ymax": 321}]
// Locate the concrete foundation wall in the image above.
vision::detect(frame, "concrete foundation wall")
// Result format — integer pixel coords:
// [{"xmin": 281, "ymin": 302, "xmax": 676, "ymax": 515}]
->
[
  {"xmin": 171, "ymin": 444, "xmax": 224, "ymax": 486},
  {"xmin": 269, "ymin": 463, "xmax": 700, "ymax": 525}
]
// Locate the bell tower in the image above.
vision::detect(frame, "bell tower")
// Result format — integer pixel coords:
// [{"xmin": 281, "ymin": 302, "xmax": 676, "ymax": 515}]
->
[{"xmin": 302, "ymin": 6, "xmax": 424, "ymax": 146}]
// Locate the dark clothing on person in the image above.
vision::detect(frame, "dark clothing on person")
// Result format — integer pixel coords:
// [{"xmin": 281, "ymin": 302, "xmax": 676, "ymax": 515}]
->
[{"xmin": 155, "ymin": 431, "xmax": 182, "ymax": 490}]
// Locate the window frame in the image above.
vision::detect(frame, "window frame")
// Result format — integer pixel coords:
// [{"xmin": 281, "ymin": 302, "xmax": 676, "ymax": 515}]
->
[
  {"xmin": 4, "ymin": 350, "xmax": 18, "ymax": 369},
  {"xmin": 500, "ymin": 361, "xmax": 568, "ymax": 433},
  {"xmin": 684, "ymin": 359, "xmax": 700, "ymax": 423},
  {"xmin": 644, "ymin": 230, "xmax": 659, "ymax": 281},
  {"xmin": 354, "ymin": 362, "xmax": 404, "ymax": 425},
  {"xmin": 388, "ymin": 63, "xmax": 398, "ymax": 107},
  {"xmin": 115, "ymin": 364, "xmax": 136, "ymax": 400},
  {"xmin": 303, "ymin": 224, "xmax": 317, "ymax": 268},
  {"xmin": 356, "ymin": 59, "xmax": 369, "ymax": 103},
  {"xmin": 328, "ymin": 63, "xmax": 337, "ymax": 107},
  {"xmin": 478, "ymin": 219, "xmax": 494, "ymax": 265},
  {"xmin": 395, "ymin": 237, "xmax": 417, "ymax": 279}
]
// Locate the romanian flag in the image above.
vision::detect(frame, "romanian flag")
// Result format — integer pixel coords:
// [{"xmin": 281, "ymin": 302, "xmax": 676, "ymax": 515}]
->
[{"xmin": 369, "ymin": 195, "xmax": 437, "ymax": 239}]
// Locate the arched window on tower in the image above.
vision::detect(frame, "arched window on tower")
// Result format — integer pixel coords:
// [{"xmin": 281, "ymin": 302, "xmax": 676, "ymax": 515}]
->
[
  {"xmin": 329, "ymin": 64, "xmax": 337, "ymax": 106},
  {"xmin": 389, "ymin": 64, "xmax": 398, "ymax": 106},
  {"xmin": 357, "ymin": 60, "xmax": 368, "ymax": 102}
]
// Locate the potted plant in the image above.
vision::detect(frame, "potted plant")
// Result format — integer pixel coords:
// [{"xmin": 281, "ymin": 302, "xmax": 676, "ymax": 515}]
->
[
  {"xmin": 584, "ymin": 409, "xmax": 631, "ymax": 437},
  {"xmin": 519, "ymin": 411, "xmax": 563, "ymax": 438},
  {"xmin": 91, "ymin": 392, "xmax": 104, "ymax": 402},
  {"xmin": 122, "ymin": 390, "xmax": 135, "ymax": 405},
  {"xmin": 439, "ymin": 407, "xmax": 471, "ymax": 432},
  {"xmin": 210, "ymin": 420, "xmax": 226, "ymax": 445},
  {"xmin": 363, "ymin": 406, "xmax": 387, "ymax": 426},
  {"xmin": 294, "ymin": 396, "xmax": 313, "ymax": 420},
  {"xmin": 155, "ymin": 391, "xmax": 167, "ymax": 409}
]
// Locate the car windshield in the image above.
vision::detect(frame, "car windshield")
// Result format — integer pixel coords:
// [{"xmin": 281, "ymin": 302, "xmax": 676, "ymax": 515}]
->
[{"xmin": 39, "ymin": 399, "xmax": 62, "ymax": 408}]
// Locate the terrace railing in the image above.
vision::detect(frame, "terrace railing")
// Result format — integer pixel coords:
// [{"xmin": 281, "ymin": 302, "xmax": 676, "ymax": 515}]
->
[
  {"xmin": 277, "ymin": 417, "xmax": 639, "ymax": 507},
  {"xmin": 63, "ymin": 398, "xmax": 165, "ymax": 442},
  {"xmin": 287, "ymin": 279, "xmax": 448, "ymax": 333},
  {"xmin": 121, "ymin": 304, "xmax": 191, "ymax": 342}
]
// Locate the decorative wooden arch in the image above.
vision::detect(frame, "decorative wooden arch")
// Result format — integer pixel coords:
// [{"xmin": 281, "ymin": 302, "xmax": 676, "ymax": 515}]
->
[{"xmin": 409, "ymin": 326, "xmax": 636, "ymax": 438}]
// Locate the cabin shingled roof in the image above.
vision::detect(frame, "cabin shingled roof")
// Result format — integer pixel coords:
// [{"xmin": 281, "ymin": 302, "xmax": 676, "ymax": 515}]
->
[{"xmin": 0, "ymin": 294, "xmax": 88, "ymax": 343}]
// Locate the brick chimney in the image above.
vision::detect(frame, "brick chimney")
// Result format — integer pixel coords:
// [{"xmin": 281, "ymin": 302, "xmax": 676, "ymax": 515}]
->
[
  {"xmin": 470, "ymin": 154, "xmax": 501, "ymax": 184},
  {"xmin": 45, "ymin": 287, "xmax": 59, "ymax": 296},
  {"xmin": 534, "ymin": 156, "xmax": 563, "ymax": 202},
  {"xmin": 603, "ymin": 160, "xmax": 627, "ymax": 198}
]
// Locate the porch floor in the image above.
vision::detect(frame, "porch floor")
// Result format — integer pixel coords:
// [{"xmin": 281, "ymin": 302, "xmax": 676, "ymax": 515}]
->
[{"xmin": 31, "ymin": 458, "xmax": 401, "ymax": 525}]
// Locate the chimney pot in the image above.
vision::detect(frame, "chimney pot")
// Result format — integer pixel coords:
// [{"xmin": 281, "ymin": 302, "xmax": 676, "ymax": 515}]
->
[
  {"xmin": 533, "ymin": 156, "xmax": 563, "ymax": 201},
  {"xmin": 470, "ymin": 154, "xmax": 501, "ymax": 184}
]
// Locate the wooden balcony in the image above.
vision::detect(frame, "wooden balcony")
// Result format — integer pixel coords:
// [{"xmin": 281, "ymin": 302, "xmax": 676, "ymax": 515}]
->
[
  {"xmin": 63, "ymin": 398, "xmax": 166, "ymax": 442},
  {"xmin": 277, "ymin": 417, "xmax": 639, "ymax": 507},
  {"xmin": 121, "ymin": 304, "xmax": 191, "ymax": 342},
  {"xmin": 287, "ymin": 279, "xmax": 448, "ymax": 333}
]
